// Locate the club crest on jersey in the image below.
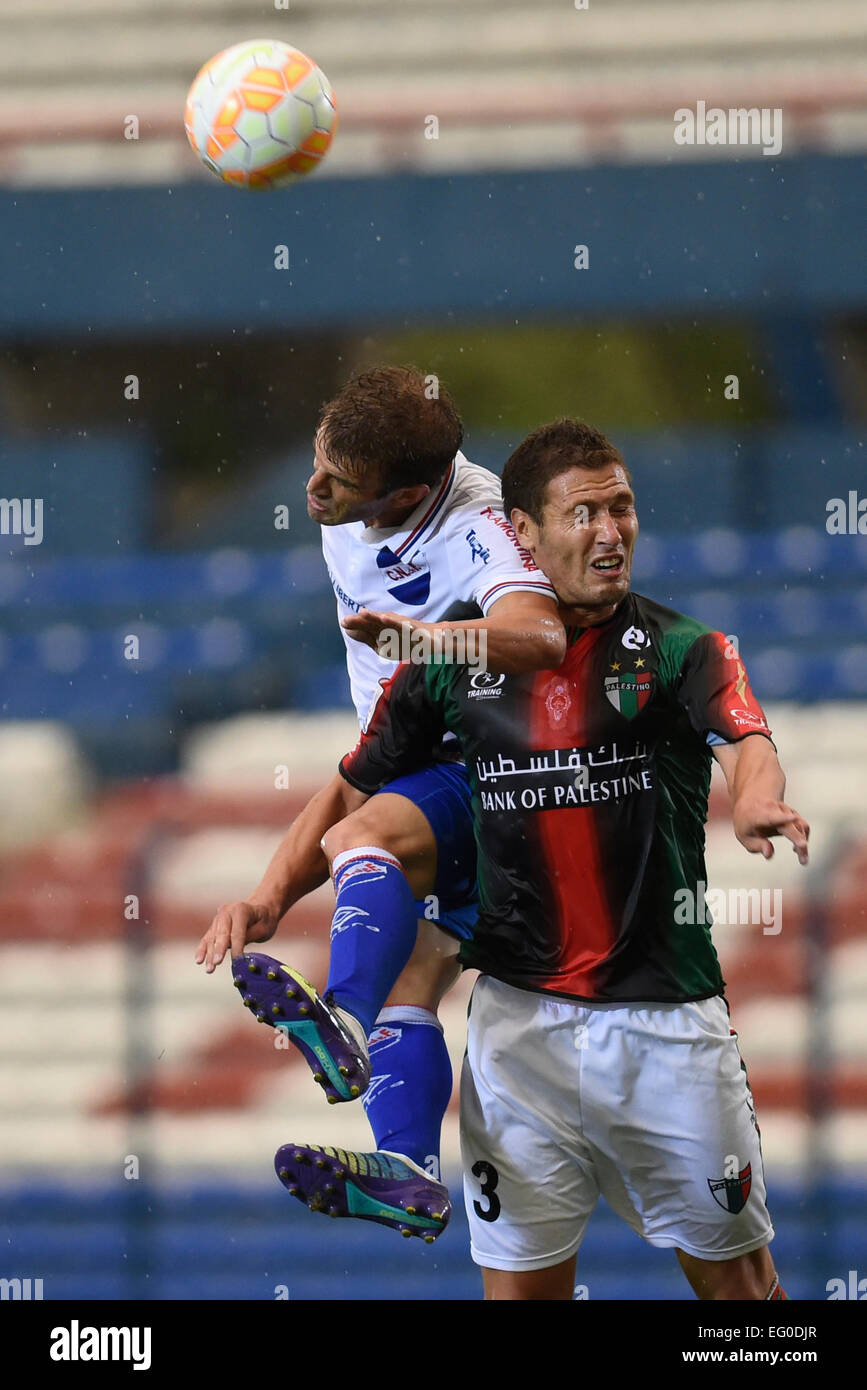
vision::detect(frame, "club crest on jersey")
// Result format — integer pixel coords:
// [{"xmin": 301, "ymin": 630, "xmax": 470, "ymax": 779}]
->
[
  {"xmin": 376, "ymin": 544, "xmax": 431, "ymax": 606},
  {"xmin": 708, "ymin": 1162, "xmax": 752, "ymax": 1214},
  {"xmin": 335, "ymin": 859, "xmax": 389, "ymax": 889},
  {"xmin": 367, "ymin": 1024, "xmax": 403, "ymax": 1051},
  {"xmin": 545, "ymin": 679, "xmax": 572, "ymax": 725},
  {"xmin": 604, "ymin": 665, "xmax": 653, "ymax": 719}
]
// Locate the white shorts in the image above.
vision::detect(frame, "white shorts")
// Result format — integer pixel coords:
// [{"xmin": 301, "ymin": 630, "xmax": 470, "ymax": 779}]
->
[{"xmin": 460, "ymin": 975, "xmax": 774, "ymax": 1273}]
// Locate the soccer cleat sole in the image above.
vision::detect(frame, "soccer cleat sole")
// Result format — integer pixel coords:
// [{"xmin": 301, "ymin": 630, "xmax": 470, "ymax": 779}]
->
[
  {"xmin": 274, "ymin": 1143, "xmax": 451, "ymax": 1242},
  {"xmin": 231, "ymin": 952, "xmax": 370, "ymax": 1104}
]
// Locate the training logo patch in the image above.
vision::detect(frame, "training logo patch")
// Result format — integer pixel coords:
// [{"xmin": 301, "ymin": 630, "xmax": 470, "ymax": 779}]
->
[
  {"xmin": 708, "ymin": 1162, "xmax": 752, "ymax": 1214},
  {"xmin": 468, "ymin": 670, "xmax": 506, "ymax": 699},
  {"xmin": 376, "ymin": 544, "xmax": 431, "ymax": 605},
  {"xmin": 729, "ymin": 706, "xmax": 768, "ymax": 730}
]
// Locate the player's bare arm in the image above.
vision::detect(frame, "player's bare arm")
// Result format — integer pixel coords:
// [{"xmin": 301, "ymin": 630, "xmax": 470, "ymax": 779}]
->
[
  {"xmin": 195, "ymin": 772, "xmax": 368, "ymax": 972},
  {"xmin": 341, "ymin": 590, "xmax": 567, "ymax": 673},
  {"xmin": 713, "ymin": 735, "xmax": 810, "ymax": 866}
]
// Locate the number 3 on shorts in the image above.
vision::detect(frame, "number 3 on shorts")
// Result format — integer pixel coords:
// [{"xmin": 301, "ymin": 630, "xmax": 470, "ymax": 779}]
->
[{"xmin": 471, "ymin": 1160, "xmax": 501, "ymax": 1222}]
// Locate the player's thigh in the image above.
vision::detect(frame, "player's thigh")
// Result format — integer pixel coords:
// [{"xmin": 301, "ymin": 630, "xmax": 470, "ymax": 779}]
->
[
  {"xmin": 585, "ymin": 998, "xmax": 774, "ymax": 1263},
  {"xmin": 383, "ymin": 918, "xmax": 462, "ymax": 1012},
  {"xmin": 322, "ymin": 791, "xmax": 437, "ymax": 898},
  {"xmin": 676, "ymin": 1244, "xmax": 776, "ymax": 1301},
  {"xmin": 461, "ymin": 977, "xmax": 599, "ymax": 1275},
  {"xmin": 483, "ymin": 1258, "xmax": 577, "ymax": 1302}
]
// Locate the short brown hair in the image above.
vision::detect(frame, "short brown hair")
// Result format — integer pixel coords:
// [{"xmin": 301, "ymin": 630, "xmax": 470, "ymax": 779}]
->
[
  {"xmin": 502, "ymin": 418, "xmax": 627, "ymax": 523},
  {"xmin": 318, "ymin": 365, "xmax": 463, "ymax": 494}
]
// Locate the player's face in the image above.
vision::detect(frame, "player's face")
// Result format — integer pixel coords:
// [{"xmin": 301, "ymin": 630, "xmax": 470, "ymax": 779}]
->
[
  {"xmin": 305, "ymin": 434, "xmax": 388, "ymax": 526},
  {"xmin": 523, "ymin": 463, "xmax": 638, "ymax": 616}
]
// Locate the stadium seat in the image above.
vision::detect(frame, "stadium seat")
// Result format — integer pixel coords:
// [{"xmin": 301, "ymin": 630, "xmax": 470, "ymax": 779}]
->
[
  {"xmin": 0, "ymin": 721, "xmax": 90, "ymax": 849},
  {"xmin": 182, "ymin": 710, "xmax": 359, "ymax": 790}
]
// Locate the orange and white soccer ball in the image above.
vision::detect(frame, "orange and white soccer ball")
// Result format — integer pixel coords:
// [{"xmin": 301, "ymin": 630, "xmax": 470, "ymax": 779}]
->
[{"xmin": 184, "ymin": 39, "xmax": 337, "ymax": 190}]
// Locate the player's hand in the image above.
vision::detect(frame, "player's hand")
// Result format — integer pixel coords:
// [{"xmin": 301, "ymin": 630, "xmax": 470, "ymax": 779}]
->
[
  {"xmin": 342, "ymin": 608, "xmax": 422, "ymax": 657},
  {"xmin": 732, "ymin": 798, "xmax": 810, "ymax": 866},
  {"xmin": 195, "ymin": 901, "xmax": 279, "ymax": 974}
]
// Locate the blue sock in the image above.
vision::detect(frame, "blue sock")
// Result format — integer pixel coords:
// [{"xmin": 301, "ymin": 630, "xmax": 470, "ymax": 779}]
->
[
  {"xmin": 363, "ymin": 1006, "xmax": 453, "ymax": 1176},
  {"xmin": 325, "ymin": 846, "xmax": 419, "ymax": 1036}
]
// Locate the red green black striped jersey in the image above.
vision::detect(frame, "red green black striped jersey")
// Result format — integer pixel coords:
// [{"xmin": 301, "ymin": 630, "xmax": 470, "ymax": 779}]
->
[{"xmin": 339, "ymin": 592, "xmax": 773, "ymax": 1004}]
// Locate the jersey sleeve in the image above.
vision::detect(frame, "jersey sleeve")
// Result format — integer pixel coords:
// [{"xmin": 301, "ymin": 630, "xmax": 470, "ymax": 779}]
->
[
  {"xmin": 339, "ymin": 661, "xmax": 449, "ymax": 795},
  {"xmin": 450, "ymin": 504, "xmax": 557, "ymax": 616},
  {"xmin": 674, "ymin": 631, "xmax": 773, "ymax": 744}
]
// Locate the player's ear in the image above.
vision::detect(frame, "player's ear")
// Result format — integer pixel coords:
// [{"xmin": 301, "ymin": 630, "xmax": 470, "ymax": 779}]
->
[
  {"xmin": 390, "ymin": 483, "xmax": 431, "ymax": 511},
  {"xmin": 510, "ymin": 507, "xmax": 538, "ymax": 553}
]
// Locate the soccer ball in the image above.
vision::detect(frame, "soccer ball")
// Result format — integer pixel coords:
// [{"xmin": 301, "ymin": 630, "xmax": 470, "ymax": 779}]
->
[{"xmin": 184, "ymin": 39, "xmax": 337, "ymax": 190}]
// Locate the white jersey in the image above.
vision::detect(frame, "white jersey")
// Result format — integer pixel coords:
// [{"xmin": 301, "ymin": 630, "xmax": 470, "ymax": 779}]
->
[{"xmin": 321, "ymin": 451, "xmax": 556, "ymax": 727}]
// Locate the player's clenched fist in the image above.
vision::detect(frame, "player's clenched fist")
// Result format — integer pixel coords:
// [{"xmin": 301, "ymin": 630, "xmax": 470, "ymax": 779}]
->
[{"xmin": 195, "ymin": 901, "xmax": 279, "ymax": 974}]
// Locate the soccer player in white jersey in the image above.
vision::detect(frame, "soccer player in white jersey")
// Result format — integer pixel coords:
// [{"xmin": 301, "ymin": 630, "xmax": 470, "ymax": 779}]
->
[{"xmin": 197, "ymin": 366, "xmax": 563, "ymax": 1238}]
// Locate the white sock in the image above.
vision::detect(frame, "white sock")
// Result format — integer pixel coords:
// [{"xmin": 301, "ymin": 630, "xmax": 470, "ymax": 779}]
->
[{"xmin": 375, "ymin": 1004, "xmax": 443, "ymax": 1032}]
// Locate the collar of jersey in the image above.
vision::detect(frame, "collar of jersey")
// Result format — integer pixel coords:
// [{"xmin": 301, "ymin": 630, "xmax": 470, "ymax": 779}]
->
[
  {"xmin": 358, "ymin": 453, "xmax": 460, "ymax": 554},
  {"xmin": 565, "ymin": 596, "xmax": 632, "ymax": 646}
]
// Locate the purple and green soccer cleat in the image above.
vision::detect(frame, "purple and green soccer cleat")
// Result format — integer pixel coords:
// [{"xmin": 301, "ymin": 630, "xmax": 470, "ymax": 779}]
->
[
  {"xmin": 232, "ymin": 952, "xmax": 370, "ymax": 1104},
  {"xmin": 274, "ymin": 1143, "xmax": 451, "ymax": 1242}
]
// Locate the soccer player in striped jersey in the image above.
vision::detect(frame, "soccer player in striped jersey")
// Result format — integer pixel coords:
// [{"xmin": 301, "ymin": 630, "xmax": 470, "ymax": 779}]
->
[
  {"xmin": 196, "ymin": 367, "xmax": 564, "ymax": 1239},
  {"xmin": 264, "ymin": 418, "xmax": 808, "ymax": 1299}
]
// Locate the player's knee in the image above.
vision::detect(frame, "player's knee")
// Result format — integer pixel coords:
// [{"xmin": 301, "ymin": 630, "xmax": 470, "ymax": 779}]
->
[
  {"xmin": 721, "ymin": 1268, "xmax": 776, "ymax": 1301},
  {"xmin": 704, "ymin": 1251, "xmax": 776, "ymax": 1301},
  {"xmin": 321, "ymin": 807, "xmax": 402, "ymax": 868},
  {"xmin": 709, "ymin": 1275, "xmax": 767, "ymax": 1301}
]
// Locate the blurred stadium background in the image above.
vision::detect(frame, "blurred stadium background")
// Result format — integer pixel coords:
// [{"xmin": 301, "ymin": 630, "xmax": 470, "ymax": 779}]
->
[{"xmin": 1, "ymin": 0, "xmax": 866, "ymax": 1301}]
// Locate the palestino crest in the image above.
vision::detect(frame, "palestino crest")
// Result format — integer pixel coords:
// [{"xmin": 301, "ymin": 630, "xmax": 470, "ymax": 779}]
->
[
  {"xmin": 604, "ymin": 663, "xmax": 652, "ymax": 719},
  {"xmin": 708, "ymin": 1162, "xmax": 752, "ymax": 1214}
]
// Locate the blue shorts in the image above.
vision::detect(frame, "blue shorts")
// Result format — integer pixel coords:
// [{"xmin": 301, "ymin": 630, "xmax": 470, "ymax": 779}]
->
[{"xmin": 372, "ymin": 759, "xmax": 478, "ymax": 941}]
